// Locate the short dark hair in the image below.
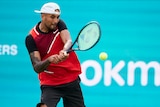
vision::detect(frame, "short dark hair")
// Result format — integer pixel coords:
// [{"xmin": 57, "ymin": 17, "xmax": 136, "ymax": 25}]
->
[{"xmin": 36, "ymin": 102, "xmax": 46, "ymax": 107}]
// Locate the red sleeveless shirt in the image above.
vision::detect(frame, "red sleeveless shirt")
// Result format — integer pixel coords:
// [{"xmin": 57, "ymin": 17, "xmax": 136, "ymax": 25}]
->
[{"xmin": 30, "ymin": 26, "xmax": 81, "ymax": 86}]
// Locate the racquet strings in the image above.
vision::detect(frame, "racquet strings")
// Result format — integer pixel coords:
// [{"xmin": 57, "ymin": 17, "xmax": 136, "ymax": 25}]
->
[{"xmin": 78, "ymin": 22, "xmax": 100, "ymax": 50}]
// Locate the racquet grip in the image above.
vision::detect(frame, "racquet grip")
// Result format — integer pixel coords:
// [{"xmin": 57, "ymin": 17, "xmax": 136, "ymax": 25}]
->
[{"xmin": 64, "ymin": 49, "xmax": 74, "ymax": 56}]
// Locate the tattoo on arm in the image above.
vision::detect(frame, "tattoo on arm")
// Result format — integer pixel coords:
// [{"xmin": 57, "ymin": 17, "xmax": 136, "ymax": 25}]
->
[{"xmin": 30, "ymin": 52, "xmax": 50, "ymax": 73}]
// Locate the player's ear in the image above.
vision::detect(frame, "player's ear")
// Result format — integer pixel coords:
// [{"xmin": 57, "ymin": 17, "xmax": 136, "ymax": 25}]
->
[{"xmin": 41, "ymin": 13, "xmax": 47, "ymax": 19}]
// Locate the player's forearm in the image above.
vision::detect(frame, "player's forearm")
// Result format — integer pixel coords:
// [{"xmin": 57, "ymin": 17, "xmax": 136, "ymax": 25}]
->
[
  {"xmin": 30, "ymin": 52, "xmax": 50, "ymax": 73},
  {"xmin": 33, "ymin": 59, "xmax": 50, "ymax": 73},
  {"xmin": 63, "ymin": 39, "xmax": 72, "ymax": 51},
  {"xmin": 60, "ymin": 29, "xmax": 72, "ymax": 51}
]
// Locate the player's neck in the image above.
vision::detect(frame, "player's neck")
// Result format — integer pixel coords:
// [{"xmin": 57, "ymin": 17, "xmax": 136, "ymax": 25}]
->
[{"xmin": 39, "ymin": 23, "xmax": 49, "ymax": 33}]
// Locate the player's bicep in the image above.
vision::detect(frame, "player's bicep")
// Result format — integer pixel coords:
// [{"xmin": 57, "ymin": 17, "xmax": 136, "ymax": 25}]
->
[
  {"xmin": 60, "ymin": 29, "xmax": 71, "ymax": 43},
  {"xmin": 58, "ymin": 19, "xmax": 71, "ymax": 43}
]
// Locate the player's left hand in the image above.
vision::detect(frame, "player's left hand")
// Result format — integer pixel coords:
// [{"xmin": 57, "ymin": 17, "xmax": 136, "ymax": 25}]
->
[{"xmin": 58, "ymin": 50, "xmax": 69, "ymax": 62}]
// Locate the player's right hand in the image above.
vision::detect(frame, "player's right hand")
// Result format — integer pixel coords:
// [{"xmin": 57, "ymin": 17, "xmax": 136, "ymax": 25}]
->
[{"xmin": 48, "ymin": 54, "xmax": 60, "ymax": 64}]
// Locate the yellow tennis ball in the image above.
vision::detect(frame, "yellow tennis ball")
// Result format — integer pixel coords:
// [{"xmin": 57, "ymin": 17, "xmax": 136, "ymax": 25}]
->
[{"xmin": 99, "ymin": 52, "xmax": 108, "ymax": 60}]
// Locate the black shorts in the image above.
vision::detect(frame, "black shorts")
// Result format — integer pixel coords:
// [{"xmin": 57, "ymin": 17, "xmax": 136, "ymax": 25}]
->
[{"xmin": 40, "ymin": 77, "xmax": 86, "ymax": 107}]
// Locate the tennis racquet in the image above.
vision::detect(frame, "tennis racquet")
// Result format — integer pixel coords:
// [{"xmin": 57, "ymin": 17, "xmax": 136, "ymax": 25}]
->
[{"xmin": 65, "ymin": 21, "xmax": 101, "ymax": 53}]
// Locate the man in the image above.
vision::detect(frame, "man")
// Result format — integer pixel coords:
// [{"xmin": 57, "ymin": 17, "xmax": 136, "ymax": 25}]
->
[
  {"xmin": 36, "ymin": 103, "xmax": 47, "ymax": 107},
  {"xmin": 25, "ymin": 2, "xmax": 85, "ymax": 107}
]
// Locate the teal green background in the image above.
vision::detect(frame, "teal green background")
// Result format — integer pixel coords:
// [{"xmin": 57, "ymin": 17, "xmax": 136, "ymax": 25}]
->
[{"xmin": 0, "ymin": 0, "xmax": 160, "ymax": 107}]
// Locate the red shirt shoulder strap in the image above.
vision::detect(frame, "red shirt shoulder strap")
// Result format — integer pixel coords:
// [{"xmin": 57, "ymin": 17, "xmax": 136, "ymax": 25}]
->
[{"xmin": 29, "ymin": 26, "xmax": 39, "ymax": 38}]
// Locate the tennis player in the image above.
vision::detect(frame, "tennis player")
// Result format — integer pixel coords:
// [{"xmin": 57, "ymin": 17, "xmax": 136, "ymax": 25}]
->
[{"xmin": 25, "ymin": 2, "xmax": 85, "ymax": 107}]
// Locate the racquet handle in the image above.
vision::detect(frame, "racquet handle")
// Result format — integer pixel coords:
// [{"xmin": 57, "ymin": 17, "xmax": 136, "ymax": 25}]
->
[
  {"xmin": 64, "ymin": 49, "xmax": 74, "ymax": 56},
  {"xmin": 65, "ymin": 49, "xmax": 73, "ymax": 54},
  {"xmin": 64, "ymin": 50, "xmax": 69, "ymax": 56}
]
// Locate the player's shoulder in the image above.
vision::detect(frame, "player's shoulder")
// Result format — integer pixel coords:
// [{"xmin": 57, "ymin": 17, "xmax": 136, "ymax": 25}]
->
[
  {"xmin": 26, "ymin": 34, "xmax": 32, "ymax": 38},
  {"xmin": 25, "ymin": 34, "xmax": 33, "ymax": 42},
  {"xmin": 58, "ymin": 19, "xmax": 67, "ymax": 31},
  {"xmin": 58, "ymin": 19, "xmax": 66, "ymax": 26}
]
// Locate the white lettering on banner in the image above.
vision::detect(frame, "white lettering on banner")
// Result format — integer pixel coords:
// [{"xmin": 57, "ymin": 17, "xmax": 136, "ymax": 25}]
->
[
  {"xmin": 80, "ymin": 60, "xmax": 102, "ymax": 86},
  {"xmin": 104, "ymin": 60, "xmax": 125, "ymax": 86},
  {"xmin": 0, "ymin": 44, "xmax": 18, "ymax": 55},
  {"xmin": 80, "ymin": 60, "xmax": 160, "ymax": 87},
  {"xmin": 128, "ymin": 61, "xmax": 160, "ymax": 86}
]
